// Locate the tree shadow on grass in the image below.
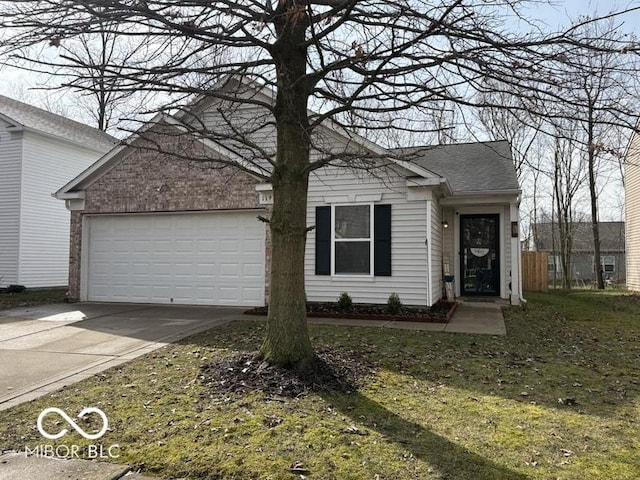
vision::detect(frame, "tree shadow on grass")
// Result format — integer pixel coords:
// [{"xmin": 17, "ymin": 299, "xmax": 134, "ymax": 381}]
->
[
  {"xmin": 323, "ymin": 390, "xmax": 530, "ymax": 480},
  {"xmin": 180, "ymin": 325, "xmax": 530, "ymax": 479},
  {"xmin": 181, "ymin": 315, "xmax": 640, "ymax": 418}
]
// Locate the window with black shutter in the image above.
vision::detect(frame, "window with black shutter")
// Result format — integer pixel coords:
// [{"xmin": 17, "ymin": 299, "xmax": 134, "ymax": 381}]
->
[{"xmin": 315, "ymin": 204, "xmax": 391, "ymax": 276}]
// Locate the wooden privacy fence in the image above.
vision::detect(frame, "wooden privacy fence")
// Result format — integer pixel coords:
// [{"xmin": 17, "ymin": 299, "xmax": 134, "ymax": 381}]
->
[{"xmin": 522, "ymin": 251, "xmax": 549, "ymax": 292}]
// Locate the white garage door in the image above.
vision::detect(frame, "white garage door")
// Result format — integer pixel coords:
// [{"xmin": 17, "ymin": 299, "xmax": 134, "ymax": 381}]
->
[{"xmin": 85, "ymin": 212, "xmax": 265, "ymax": 306}]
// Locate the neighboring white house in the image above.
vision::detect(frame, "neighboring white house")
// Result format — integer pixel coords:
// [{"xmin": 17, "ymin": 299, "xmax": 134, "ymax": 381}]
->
[
  {"xmin": 0, "ymin": 95, "xmax": 115, "ymax": 288},
  {"xmin": 625, "ymin": 127, "xmax": 640, "ymax": 291},
  {"xmin": 55, "ymin": 78, "xmax": 523, "ymax": 306}
]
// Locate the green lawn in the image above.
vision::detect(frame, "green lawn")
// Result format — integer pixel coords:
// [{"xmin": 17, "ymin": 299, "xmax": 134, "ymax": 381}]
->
[
  {"xmin": 1, "ymin": 291, "xmax": 639, "ymax": 479},
  {"xmin": 0, "ymin": 288, "xmax": 67, "ymax": 310}
]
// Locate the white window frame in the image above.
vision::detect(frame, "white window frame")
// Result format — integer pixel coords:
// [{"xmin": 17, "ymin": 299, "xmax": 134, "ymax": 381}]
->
[
  {"xmin": 595, "ymin": 255, "xmax": 615, "ymax": 273},
  {"xmin": 331, "ymin": 203, "xmax": 374, "ymax": 277},
  {"xmin": 548, "ymin": 254, "xmax": 562, "ymax": 273}
]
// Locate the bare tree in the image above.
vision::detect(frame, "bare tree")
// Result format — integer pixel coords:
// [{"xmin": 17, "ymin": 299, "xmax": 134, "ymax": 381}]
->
[
  {"xmin": 478, "ymin": 89, "xmax": 541, "ymax": 181},
  {"xmin": 13, "ymin": 14, "xmax": 152, "ymax": 132},
  {"xmin": 1, "ymin": 1, "xmax": 638, "ymax": 365},
  {"xmin": 551, "ymin": 128, "xmax": 585, "ymax": 289},
  {"xmin": 543, "ymin": 18, "xmax": 639, "ymax": 289},
  {"xmin": 56, "ymin": 22, "xmax": 141, "ymax": 132}
]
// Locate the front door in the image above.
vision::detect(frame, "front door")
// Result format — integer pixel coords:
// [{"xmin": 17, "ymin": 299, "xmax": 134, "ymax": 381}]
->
[{"xmin": 460, "ymin": 214, "xmax": 500, "ymax": 296}]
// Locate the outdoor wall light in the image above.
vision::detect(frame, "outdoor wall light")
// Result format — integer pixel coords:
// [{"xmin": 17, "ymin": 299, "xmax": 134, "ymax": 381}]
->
[{"xmin": 442, "ymin": 220, "xmax": 449, "ymax": 228}]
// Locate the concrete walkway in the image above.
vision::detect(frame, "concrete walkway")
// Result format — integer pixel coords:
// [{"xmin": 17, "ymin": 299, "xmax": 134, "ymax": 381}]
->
[
  {"xmin": 308, "ymin": 300, "xmax": 507, "ymax": 335},
  {"xmin": 0, "ymin": 451, "xmax": 156, "ymax": 480}
]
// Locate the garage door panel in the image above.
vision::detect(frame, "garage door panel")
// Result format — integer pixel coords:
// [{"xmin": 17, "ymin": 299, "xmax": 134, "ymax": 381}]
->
[
  {"xmin": 112, "ymin": 262, "xmax": 130, "ymax": 274},
  {"xmin": 196, "ymin": 240, "xmax": 217, "ymax": 253},
  {"xmin": 196, "ymin": 262, "xmax": 215, "ymax": 272},
  {"xmin": 91, "ymin": 261, "xmax": 111, "ymax": 275},
  {"xmin": 132, "ymin": 262, "xmax": 151, "ymax": 274},
  {"xmin": 243, "ymin": 263, "xmax": 263, "ymax": 277},
  {"xmin": 242, "ymin": 288, "xmax": 263, "ymax": 302},
  {"xmin": 153, "ymin": 240, "xmax": 172, "ymax": 254},
  {"xmin": 175, "ymin": 240, "xmax": 195, "ymax": 253},
  {"xmin": 219, "ymin": 263, "xmax": 240, "ymax": 277},
  {"xmin": 87, "ymin": 212, "xmax": 265, "ymax": 306},
  {"xmin": 220, "ymin": 240, "xmax": 240, "ymax": 254},
  {"xmin": 243, "ymin": 239, "xmax": 263, "ymax": 253},
  {"xmin": 174, "ymin": 262, "xmax": 196, "ymax": 274},
  {"xmin": 133, "ymin": 240, "xmax": 151, "ymax": 252},
  {"xmin": 218, "ymin": 286, "xmax": 241, "ymax": 301}
]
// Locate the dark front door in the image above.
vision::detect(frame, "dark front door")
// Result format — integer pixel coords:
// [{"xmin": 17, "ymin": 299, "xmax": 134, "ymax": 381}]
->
[{"xmin": 460, "ymin": 214, "xmax": 500, "ymax": 296}]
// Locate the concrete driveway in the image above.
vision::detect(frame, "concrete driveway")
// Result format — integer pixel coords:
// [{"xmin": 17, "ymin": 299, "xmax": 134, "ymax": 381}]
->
[{"xmin": 0, "ymin": 303, "xmax": 244, "ymax": 410}]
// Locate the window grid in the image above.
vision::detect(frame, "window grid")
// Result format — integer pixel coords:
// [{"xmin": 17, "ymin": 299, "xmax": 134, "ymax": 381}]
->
[{"xmin": 331, "ymin": 203, "xmax": 374, "ymax": 276}]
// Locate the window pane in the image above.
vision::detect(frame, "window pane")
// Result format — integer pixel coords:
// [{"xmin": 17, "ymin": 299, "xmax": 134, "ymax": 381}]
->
[
  {"xmin": 335, "ymin": 205, "xmax": 370, "ymax": 239},
  {"xmin": 335, "ymin": 241, "xmax": 370, "ymax": 274}
]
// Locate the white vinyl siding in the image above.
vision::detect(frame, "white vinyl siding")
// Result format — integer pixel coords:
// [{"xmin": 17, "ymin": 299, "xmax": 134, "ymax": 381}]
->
[
  {"xmin": 0, "ymin": 125, "xmax": 22, "ymax": 286},
  {"xmin": 626, "ymin": 132, "xmax": 640, "ymax": 291},
  {"xmin": 442, "ymin": 206, "xmax": 456, "ymax": 276},
  {"xmin": 84, "ymin": 212, "xmax": 265, "ymax": 306},
  {"xmin": 431, "ymin": 200, "xmax": 443, "ymax": 303},
  {"xmin": 19, "ymin": 131, "xmax": 105, "ymax": 287},
  {"xmin": 306, "ymin": 165, "xmax": 429, "ymax": 306}
]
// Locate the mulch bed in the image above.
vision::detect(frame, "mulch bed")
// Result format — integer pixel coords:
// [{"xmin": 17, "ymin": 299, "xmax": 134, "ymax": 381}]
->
[
  {"xmin": 199, "ymin": 347, "xmax": 377, "ymax": 398},
  {"xmin": 245, "ymin": 299, "xmax": 457, "ymax": 323}
]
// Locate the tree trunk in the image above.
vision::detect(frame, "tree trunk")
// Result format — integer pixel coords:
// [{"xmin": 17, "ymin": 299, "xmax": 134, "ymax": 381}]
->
[
  {"xmin": 553, "ymin": 145, "xmax": 572, "ymax": 290},
  {"xmin": 587, "ymin": 116, "xmax": 604, "ymax": 289},
  {"xmin": 260, "ymin": 168, "xmax": 313, "ymax": 366},
  {"xmin": 258, "ymin": 2, "xmax": 314, "ymax": 366},
  {"xmin": 588, "ymin": 172, "xmax": 604, "ymax": 289}
]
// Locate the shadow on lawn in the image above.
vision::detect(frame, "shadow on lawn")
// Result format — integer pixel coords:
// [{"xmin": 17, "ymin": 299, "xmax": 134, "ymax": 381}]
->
[
  {"xmin": 181, "ymin": 327, "xmax": 530, "ymax": 479},
  {"xmin": 186, "ymin": 306, "xmax": 640, "ymax": 419},
  {"xmin": 324, "ymin": 390, "xmax": 530, "ymax": 480}
]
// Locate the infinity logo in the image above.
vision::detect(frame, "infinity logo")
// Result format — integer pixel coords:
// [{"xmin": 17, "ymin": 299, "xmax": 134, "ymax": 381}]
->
[{"xmin": 37, "ymin": 407, "xmax": 109, "ymax": 440}]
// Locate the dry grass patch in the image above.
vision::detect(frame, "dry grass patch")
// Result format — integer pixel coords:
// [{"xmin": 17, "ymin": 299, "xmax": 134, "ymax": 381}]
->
[{"xmin": 0, "ymin": 288, "xmax": 67, "ymax": 310}]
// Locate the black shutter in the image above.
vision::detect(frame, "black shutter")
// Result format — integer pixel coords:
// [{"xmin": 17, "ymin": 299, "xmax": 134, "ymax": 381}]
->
[
  {"xmin": 315, "ymin": 206, "xmax": 331, "ymax": 275},
  {"xmin": 374, "ymin": 204, "xmax": 392, "ymax": 276}
]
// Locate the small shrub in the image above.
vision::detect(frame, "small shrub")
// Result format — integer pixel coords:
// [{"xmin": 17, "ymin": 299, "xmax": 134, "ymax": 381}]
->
[
  {"xmin": 337, "ymin": 292, "xmax": 353, "ymax": 311},
  {"xmin": 386, "ymin": 292, "xmax": 403, "ymax": 314},
  {"xmin": 6, "ymin": 285, "xmax": 26, "ymax": 294}
]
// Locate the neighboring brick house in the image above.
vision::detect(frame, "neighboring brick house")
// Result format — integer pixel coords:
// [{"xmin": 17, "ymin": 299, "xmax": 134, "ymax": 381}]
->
[
  {"xmin": 626, "ymin": 128, "xmax": 640, "ymax": 291},
  {"xmin": 533, "ymin": 222, "xmax": 626, "ymax": 285},
  {"xmin": 56, "ymin": 78, "xmax": 523, "ymax": 307}
]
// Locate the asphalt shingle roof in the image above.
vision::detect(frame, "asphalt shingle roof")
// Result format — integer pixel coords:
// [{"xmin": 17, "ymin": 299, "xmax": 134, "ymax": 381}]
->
[
  {"xmin": 0, "ymin": 94, "xmax": 116, "ymax": 151},
  {"xmin": 534, "ymin": 222, "xmax": 625, "ymax": 252},
  {"xmin": 396, "ymin": 140, "xmax": 519, "ymax": 194}
]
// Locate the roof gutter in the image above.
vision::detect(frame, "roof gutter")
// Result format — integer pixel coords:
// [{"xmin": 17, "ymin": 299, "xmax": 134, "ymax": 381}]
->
[
  {"xmin": 19, "ymin": 124, "xmax": 114, "ymax": 153},
  {"xmin": 406, "ymin": 176, "xmax": 453, "ymax": 196},
  {"xmin": 439, "ymin": 190, "xmax": 521, "ymax": 206}
]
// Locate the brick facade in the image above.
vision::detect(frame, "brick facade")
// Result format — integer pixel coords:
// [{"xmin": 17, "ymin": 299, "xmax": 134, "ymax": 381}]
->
[{"xmin": 67, "ymin": 126, "xmax": 270, "ymax": 302}]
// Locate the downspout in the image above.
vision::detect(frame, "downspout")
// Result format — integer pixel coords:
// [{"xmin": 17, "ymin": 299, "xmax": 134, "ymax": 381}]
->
[{"xmin": 512, "ymin": 196, "xmax": 526, "ymax": 304}]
